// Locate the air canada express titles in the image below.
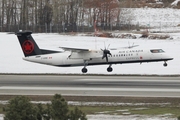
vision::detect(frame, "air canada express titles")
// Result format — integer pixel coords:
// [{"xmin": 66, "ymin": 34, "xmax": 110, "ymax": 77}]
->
[{"xmin": 119, "ymin": 50, "xmax": 143, "ymax": 53}]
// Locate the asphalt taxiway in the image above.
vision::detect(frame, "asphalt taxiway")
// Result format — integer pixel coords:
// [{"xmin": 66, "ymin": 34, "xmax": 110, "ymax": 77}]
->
[{"xmin": 0, "ymin": 75, "xmax": 180, "ymax": 97}]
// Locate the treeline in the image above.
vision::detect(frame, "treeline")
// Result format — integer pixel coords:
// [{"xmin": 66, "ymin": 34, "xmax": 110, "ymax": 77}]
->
[{"xmin": 0, "ymin": 0, "xmax": 120, "ymax": 32}]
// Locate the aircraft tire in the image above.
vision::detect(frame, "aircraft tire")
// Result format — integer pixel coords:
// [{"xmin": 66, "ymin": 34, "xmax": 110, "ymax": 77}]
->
[
  {"xmin": 82, "ymin": 67, "xmax": 88, "ymax": 73},
  {"xmin": 107, "ymin": 67, "xmax": 113, "ymax": 72},
  {"xmin": 163, "ymin": 62, "xmax": 167, "ymax": 67}
]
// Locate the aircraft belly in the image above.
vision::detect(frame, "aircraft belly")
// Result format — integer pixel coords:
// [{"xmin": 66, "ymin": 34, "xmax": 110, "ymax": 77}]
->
[{"xmin": 60, "ymin": 59, "xmax": 83, "ymax": 66}]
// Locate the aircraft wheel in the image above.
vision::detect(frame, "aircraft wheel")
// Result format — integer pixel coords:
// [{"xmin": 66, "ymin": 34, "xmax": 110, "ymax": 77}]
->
[
  {"xmin": 163, "ymin": 62, "xmax": 167, "ymax": 67},
  {"xmin": 82, "ymin": 67, "xmax": 88, "ymax": 73},
  {"xmin": 107, "ymin": 67, "xmax": 113, "ymax": 72}
]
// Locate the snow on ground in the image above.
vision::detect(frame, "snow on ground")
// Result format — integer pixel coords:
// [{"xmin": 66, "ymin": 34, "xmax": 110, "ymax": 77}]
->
[
  {"xmin": 0, "ymin": 32, "xmax": 179, "ymax": 75},
  {"xmin": 0, "ymin": 114, "xmax": 176, "ymax": 120},
  {"xmin": 121, "ymin": 8, "xmax": 180, "ymax": 29},
  {"xmin": 87, "ymin": 114, "xmax": 176, "ymax": 120},
  {"xmin": 0, "ymin": 100, "xmax": 171, "ymax": 106},
  {"xmin": 172, "ymin": 0, "xmax": 180, "ymax": 6},
  {"xmin": 0, "ymin": 115, "xmax": 3, "ymax": 120},
  {"xmin": 1, "ymin": 7, "xmax": 180, "ymax": 75},
  {"xmin": 0, "ymin": 8, "xmax": 180, "ymax": 120}
]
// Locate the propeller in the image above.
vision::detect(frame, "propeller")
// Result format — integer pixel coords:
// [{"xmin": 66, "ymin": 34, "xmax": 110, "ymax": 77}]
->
[{"xmin": 101, "ymin": 43, "xmax": 112, "ymax": 62}]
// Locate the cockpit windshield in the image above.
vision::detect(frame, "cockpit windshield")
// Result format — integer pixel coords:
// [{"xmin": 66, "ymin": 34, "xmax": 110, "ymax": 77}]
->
[{"xmin": 150, "ymin": 49, "xmax": 165, "ymax": 53}]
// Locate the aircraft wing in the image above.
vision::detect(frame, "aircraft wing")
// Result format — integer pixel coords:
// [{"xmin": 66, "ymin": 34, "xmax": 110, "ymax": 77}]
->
[
  {"xmin": 59, "ymin": 47, "xmax": 101, "ymax": 59},
  {"xmin": 59, "ymin": 47, "xmax": 99, "ymax": 53},
  {"xmin": 60, "ymin": 47, "xmax": 91, "ymax": 52}
]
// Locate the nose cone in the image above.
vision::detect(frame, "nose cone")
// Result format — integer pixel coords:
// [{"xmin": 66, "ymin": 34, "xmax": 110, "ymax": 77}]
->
[
  {"xmin": 168, "ymin": 57, "xmax": 173, "ymax": 60},
  {"xmin": 163, "ymin": 54, "xmax": 173, "ymax": 61}
]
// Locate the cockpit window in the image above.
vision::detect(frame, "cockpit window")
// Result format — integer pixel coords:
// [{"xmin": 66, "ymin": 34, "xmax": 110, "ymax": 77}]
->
[{"xmin": 150, "ymin": 49, "xmax": 165, "ymax": 53}]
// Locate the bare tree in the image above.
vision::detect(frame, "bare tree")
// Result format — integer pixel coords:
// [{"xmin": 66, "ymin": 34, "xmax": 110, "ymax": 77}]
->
[
  {"xmin": 43, "ymin": 0, "xmax": 53, "ymax": 32},
  {"xmin": 63, "ymin": 0, "xmax": 83, "ymax": 32},
  {"xmin": 84, "ymin": 0, "xmax": 119, "ymax": 30},
  {"xmin": 0, "ymin": 0, "xmax": 5, "ymax": 31},
  {"xmin": 0, "ymin": 1, "xmax": 1, "ymax": 26},
  {"xmin": 0, "ymin": 0, "xmax": 120, "ymax": 32}
]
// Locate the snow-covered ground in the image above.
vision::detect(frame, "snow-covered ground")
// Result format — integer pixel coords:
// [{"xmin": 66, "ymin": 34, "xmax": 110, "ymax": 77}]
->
[
  {"xmin": 0, "ymin": 32, "xmax": 179, "ymax": 75},
  {"xmin": 121, "ymin": 8, "xmax": 180, "ymax": 31},
  {"xmin": 0, "ymin": 7, "xmax": 180, "ymax": 120},
  {"xmin": 1, "ymin": 7, "xmax": 180, "ymax": 75},
  {"xmin": 87, "ymin": 114, "xmax": 176, "ymax": 120},
  {"xmin": 0, "ymin": 114, "xmax": 176, "ymax": 120},
  {"xmin": 172, "ymin": 0, "xmax": 180, "ymax": 6}
]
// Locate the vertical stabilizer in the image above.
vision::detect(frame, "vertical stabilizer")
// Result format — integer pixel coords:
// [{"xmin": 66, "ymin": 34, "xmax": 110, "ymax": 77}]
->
[{"xmin": 16, "ymin": 30, "xmax": 41, "ymax": 57}]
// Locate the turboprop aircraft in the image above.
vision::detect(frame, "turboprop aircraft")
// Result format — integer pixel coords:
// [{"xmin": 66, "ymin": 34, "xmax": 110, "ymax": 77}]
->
[{"xmin": 16, "ymin": 30, "xmax": 173, "ymax": 73}]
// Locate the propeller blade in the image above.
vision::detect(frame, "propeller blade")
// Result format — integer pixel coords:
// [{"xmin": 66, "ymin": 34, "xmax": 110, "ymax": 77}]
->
[
  {"xmin": 107, "ymin": 50, "xmax": 111, "ymax": 55},
  {"xmin": 104, "ymin": 42, "xmax": 106, "ymax": 49},
  {"xmin": 102, "ymin": 54, "xmax": 105, "ymax": 59}
]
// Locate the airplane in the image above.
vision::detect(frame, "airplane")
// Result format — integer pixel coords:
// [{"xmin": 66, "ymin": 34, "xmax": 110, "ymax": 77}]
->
[{"xmin": 16, "ymin": 30, "xmax": 173, "ymax": 73}]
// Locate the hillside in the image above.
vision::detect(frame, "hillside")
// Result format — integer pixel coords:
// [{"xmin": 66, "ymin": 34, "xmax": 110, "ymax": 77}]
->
[{"xmin": 119, "ymin": 0, "xmax": 180, "ymax": 8}]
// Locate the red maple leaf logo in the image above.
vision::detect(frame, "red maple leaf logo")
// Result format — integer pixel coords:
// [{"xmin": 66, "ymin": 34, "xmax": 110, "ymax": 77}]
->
[{"xmin": 22, "ymin": 40, "xmax": 34, "ymax": 54}]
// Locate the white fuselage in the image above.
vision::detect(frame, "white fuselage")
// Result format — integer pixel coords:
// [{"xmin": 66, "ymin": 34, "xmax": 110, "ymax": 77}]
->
[{"xmin": 23, "ymin": 48, "xmax": 172, "ymax": 67}]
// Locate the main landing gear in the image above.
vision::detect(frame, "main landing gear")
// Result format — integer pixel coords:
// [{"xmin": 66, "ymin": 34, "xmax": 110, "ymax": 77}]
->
[
  {"xmin": 81, "ymin": 63, "xmax": 114, "ymax": 74},
  {"xmin": 81, "ymin": 60, "xmax": 113, "ymax": 73},
  {"xmin": 82, "ymin": 65, "xmax": 113, "ymax": 73},
  {"xmin": 107, "ymin": 64, "xmax": 113, "ymax": 72},
  {"xmin": 163, "ymin": 61, "xmax": 168, "ymax": 67},
  {"xmin": 82, "ymin": 67, "xmax": 87, "ymax": 73}
]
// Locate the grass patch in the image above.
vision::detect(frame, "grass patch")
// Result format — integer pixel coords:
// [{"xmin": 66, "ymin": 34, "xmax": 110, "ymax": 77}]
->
[
  {"xmin": 69, "ymin": 105, "xmax": 180, "ymax": 117},
  {"xmin": 130, "ymin": 106, "xmax": 180, "ymax": 117},
  {"xmin": 0, "ymin": 104, "xmax": 6, "ymax": 114},
  {"xmin": 69, "ymin": 106, "xmax": 124, "ymax": 115}
]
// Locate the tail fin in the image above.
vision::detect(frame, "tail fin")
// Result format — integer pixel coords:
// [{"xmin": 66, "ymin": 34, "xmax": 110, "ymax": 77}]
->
[{"xmin": 16, "ymin": 30, "xmax": 42, "ymax": 57}]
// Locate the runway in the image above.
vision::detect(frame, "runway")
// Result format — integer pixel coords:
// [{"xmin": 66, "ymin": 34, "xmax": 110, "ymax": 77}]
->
[{"xmin": 0, "ymin": 75, "xmax": 180, "ymax": 97}]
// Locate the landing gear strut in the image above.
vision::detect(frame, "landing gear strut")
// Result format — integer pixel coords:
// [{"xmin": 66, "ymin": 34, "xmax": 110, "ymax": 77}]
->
[
  {"xmin": 107, "ymin": 64, "xmax": 113, "ymax": 72},
  {"xmin": 163, "ymin": 62, "xmax": 167, "ymax": 67},
  {"xmin": 82, "ymin": 60, "xmax": 88, "ymax": 73}
]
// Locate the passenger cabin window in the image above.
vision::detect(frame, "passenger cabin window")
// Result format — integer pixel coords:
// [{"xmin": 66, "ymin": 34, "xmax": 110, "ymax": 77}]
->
[{"xmin": 150, "ymin": 49, "xmax": 164, "ymax": 53}]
